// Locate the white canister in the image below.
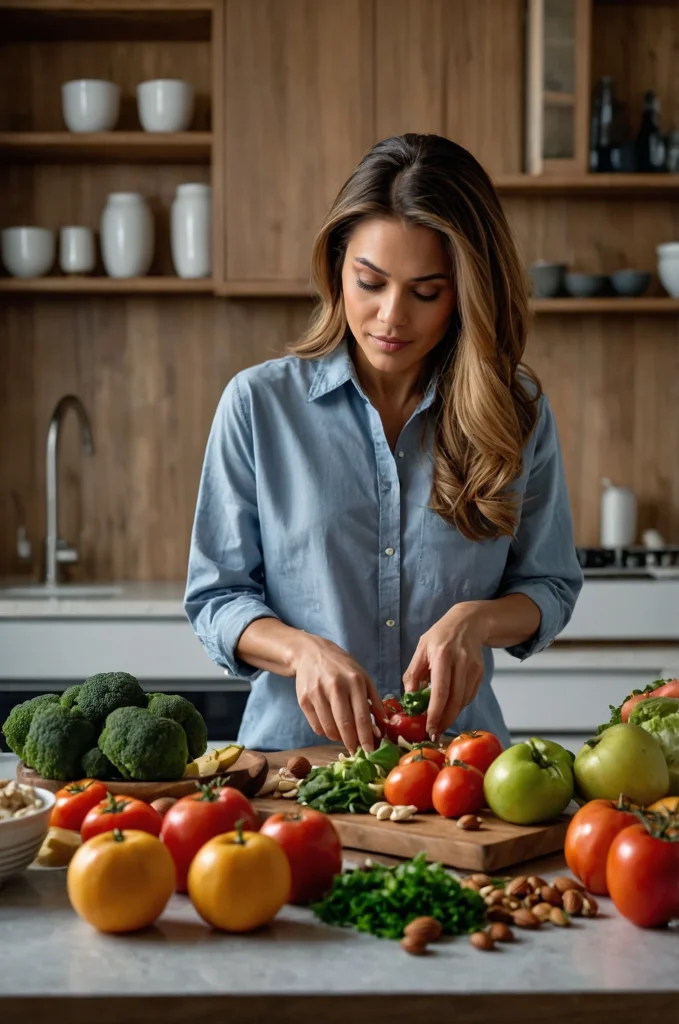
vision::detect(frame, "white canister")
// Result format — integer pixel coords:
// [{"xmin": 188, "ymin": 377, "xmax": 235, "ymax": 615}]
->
[
  {"xmin": 599, "ymin": 478, "xmax": 638, "ymax": 548},
  {"xmin": 100, "ymin": 192, "xmax": 154, "ymax": 278},
  {"xmin": 59, "ymin": 226, "xmax": 96, "ymax": 274},
  {"xmin": 170, "ymin": 183, "xmax": 211, "ymax": 279}
]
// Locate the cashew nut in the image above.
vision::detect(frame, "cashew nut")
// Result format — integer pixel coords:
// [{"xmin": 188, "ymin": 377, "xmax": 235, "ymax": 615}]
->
[
  {"xmin": 369, "ymin": 801, "xmax": 391, "ymax": 816},
  {"xmin": 390, "ymin": 805, "xmax": 416, "ymax": 822}
]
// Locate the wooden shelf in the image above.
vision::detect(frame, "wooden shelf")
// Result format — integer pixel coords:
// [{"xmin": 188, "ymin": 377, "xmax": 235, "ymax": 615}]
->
[
  {"xmin": 531, "ymin": 297, "xmax": 679, "ymax": 314},
  {"xmin": 0, "ymin": 132, "xmax": 212, "ymax": 164},
  {"xmin": 217, "ymin": 280, "xmax": 315, "ymax": 298},
  {"xmin": 495, "ymin": 174, "xmax": 679, "ymax": 196},
  {"xmin": 0, "ymin": 3, "xmax": 213, "ymax": 42},
  {"xmin": 0, "ymin": 276, "xmax": 214, "ymax": 294}
]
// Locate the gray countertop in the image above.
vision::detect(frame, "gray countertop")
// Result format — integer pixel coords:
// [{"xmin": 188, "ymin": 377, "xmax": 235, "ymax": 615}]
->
[{"xmin": 0, "ymin": 758, "xmax": 677, "ymax": 1023}]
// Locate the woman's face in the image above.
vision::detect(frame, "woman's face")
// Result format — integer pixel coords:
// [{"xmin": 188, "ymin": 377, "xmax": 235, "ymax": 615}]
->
[{"xmin": 341, "ymin": 216, "xmax": 456, "ymax": 377}]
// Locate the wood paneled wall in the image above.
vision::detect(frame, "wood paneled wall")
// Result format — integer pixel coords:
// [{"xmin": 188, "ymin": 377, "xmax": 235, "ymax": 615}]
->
[{"xmin": 1, "ymin": 0, "xmax": 679, "ymax": 582}]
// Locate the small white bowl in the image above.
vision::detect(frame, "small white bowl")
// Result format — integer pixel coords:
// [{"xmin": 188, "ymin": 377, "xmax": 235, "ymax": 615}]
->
[
  {"xmin": 657, "ymin": 242, "xmax": 679, "ymax": 259},
  {"xmin": 136, "ymin": 79, "xmax": 194, "ymax": 132},
  {"xmin": 658, "ymin": 260, "xmax": 679, "ymax": 298},
  {"xmin": 62, "ymin": 79, "xmax": 120, "ymax": 133},
  {"xmin": 0, "ymin": 786, "xmax": 55, "ymax": 885},
  {"xmin": 1, "ymin": 227, "xmax": 56, "ymax": 278}
]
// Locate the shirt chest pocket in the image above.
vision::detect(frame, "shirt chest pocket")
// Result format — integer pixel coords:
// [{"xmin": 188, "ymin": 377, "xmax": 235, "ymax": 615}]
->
[{"xmin": 417, "ymin": 508, "xmax": 510, "ymax": 600}]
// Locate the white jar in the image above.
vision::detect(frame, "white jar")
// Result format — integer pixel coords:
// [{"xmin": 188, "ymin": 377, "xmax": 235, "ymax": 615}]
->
[
  {"xmin": 100, "ymin": 192, "xmax": 154, "ymax": 278},
  {"xmin": 170, "ymin": 183, "xmax": 211, "ymax": 279},
  {"xmin": 600, "ymin": 478, "xmax": 638, "ymax": 548},
  {"xmin": 59, "ymin": 226, "xmax": 96, "ymax": 274}
]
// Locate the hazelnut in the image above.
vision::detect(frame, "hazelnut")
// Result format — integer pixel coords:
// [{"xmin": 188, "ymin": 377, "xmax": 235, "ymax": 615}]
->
[
  {"xmin": 457, "ymin": 814, "xmax": 483, "ymax": 830},
  {"xmin": 400, "ymin": 935, "xmax": 428, "ymax": 956},
  {"xmin": 286, "ymin": 755, "xmax": 312, "ymax": 779}
]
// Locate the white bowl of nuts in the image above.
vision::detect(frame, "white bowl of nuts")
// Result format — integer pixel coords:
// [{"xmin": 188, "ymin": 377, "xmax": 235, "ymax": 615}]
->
[{"xmin": 0, "ymin": 780, "xmax": 56, "ymax": 884}]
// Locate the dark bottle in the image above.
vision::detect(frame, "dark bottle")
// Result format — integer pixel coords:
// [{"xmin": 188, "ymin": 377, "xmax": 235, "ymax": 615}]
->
[
  {"xmin": 635, "ymin": 90, "xmax": 667, "ymax": 172},
  {"xmin": 591, "ymin": 76, "xmax": 616, "ymax": 172}
]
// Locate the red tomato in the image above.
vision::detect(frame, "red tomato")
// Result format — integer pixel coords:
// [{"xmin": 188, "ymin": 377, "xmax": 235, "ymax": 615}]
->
[
  {"xmin": 385, "ymin": 712, "xmax": 428, "ymax": 745},
  {"xmin": 259, "ymin": 808, "xmax": 342, "ymax": 904},
  {"xmin": 384, "ymin": 757, "xmax": 439, "ymax": 812},
  {"xmin": 620, "ymin": 693, "xmax": 651, "ymax": 723},
  {"xmin": 564, "ymin": 797, "xmax": 639, "ymax": 895},
  {"xmin": 383, "ymin": 697, "xmax": 403, "ymax": 716},
  {"xmin": 81, "ymin": 793, "xmax": 162, "ymax": 842},
  {"xmin": 652, "ymin": 679, "xmax": 679, "ymax": 700},
  {"xmin": 606, "ymin": 819, "xmax": 679, "ymax": 927},
  {"xmin": 432, "ymin": 761, "xmax": 485, "ymax": 818},
  {"xmin": 445, "ymin": 731, "xmax": 503, "ymax": 775},
  {"xmin": 161, "ymin": 783, "xmax": 260, "ymax": 892},
  {"xmin": 400, "ymin": 746, "xmax": 446, "ymax": 770},
  {"xmin": 50, "ymin": 779, "xmax": 108, "ymax": 831}
]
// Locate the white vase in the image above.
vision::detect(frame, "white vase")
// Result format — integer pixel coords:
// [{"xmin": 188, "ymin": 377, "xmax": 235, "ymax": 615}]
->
[
  {"xmin": 100, "ymin": 192, "xmax": 154, "ymax": 278},
  {"xmin": 171, "ymin": 183, "xmax": 211, "ymax": 279}
]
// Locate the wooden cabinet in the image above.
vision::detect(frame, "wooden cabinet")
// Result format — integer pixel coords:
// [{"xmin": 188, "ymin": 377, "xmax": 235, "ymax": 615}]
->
[{"xmin": 219, "ymin": 0, "xmax": 374, "ymax": 293}]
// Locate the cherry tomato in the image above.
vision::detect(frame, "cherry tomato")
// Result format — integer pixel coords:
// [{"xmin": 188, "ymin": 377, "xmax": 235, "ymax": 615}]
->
[
  {"xmin": 259, "ymin": 808, "xmax": 342, "ymax": 904},
  {"xmin": 161, "ymin": 782, "xmax": 260, "ymax": 892},
  {"xmin": 400, "ymin": 746, "xmax": 446, "ymax": 770},
  {"xmin": 445, "ymin": 731, "xmax": 503, "ymax": 775},
  {"xmin": 385, "ymin": 712, "xmax": 428, "ymax": 745},
  {"xmin": 432, "ymin": 760, "xmax": 485, "ymax": 818},
  {"xmin": 384, "ymin": 756, "xmax": 439, "ymax": 812},
  {"xmin": 81, "ymin": 793, "xmax": 162, "ymax": 843},
  {"xmin": 50, "ymin": 779, "xmax": 108, "ymax": 831},
  {"xmin": 564, "ymin": 797, "xmax": 639, "ymax": 895},
  {"xmin": 606, "ymin": 818, "xmax": 679, "ymax": 927},
  {"xmin": 383, "ymin": 697, "xmax": 403, "ymax": 716}
]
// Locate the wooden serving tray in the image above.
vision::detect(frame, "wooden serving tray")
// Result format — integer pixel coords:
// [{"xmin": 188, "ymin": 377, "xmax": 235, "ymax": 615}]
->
[
  {"xmin": 256, "ymin": 745, "xmax": 571, "ymax": 873},
  {"xmin": 16, "ymin": 748, "xmax": 268, "ymax": 802}
]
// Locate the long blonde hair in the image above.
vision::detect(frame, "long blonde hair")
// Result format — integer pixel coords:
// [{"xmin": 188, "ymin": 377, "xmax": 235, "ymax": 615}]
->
[{"xmin": 289, "ymin": 134, "xmax": 541, "ymax": 541}]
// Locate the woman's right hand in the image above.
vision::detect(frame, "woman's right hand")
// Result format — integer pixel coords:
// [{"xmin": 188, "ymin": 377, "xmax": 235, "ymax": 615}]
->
[{"xmin": 292, "ymin": 634, "xmax": 387, "ymax": 753}]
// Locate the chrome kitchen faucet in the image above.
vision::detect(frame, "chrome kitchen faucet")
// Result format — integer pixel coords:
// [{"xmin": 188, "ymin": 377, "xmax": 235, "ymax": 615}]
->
[{"xmin": 45, "ymin": 394, "xmax": 94, "ymax": 586}]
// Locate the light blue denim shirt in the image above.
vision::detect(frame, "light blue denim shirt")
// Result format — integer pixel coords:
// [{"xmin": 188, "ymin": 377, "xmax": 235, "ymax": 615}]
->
[{"xmin": 185, "ymin": 341, "xmax": 583, "ymax": 751}]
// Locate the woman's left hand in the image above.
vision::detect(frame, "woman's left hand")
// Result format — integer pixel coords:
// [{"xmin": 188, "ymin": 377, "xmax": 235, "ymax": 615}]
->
[{"xmin": 402, "ymin": 602, "xmax": 488, "ymax": 741}]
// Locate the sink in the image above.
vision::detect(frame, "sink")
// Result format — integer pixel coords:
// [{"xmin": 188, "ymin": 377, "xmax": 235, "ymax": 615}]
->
[{"xmin": 0, "ymin": 584, "xmax": 123, "ymax": 599}]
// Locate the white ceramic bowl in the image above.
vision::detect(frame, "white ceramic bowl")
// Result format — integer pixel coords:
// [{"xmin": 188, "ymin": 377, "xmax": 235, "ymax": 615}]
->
[
  {"xmin": 0, "ymin": 787, "xmax": 55, "ymax": 885},
  {"xmin": 136, "ymin": 79, "xmax": 194, "ymax": 132},
  {"xmin": 657, "ymin": 243, "xmax": 679, "ymax": 298},
  {"xmin": 61, "ymin": 79, "xmax": 120, "ymax": 133},
  {"xmin": 1, "ymin": 227, "xmax": 56, "ymax": 278}
]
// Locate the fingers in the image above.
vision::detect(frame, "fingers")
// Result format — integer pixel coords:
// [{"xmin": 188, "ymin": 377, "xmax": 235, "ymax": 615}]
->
[
  {"xmin": 313, "ymin": 690, "xmax": 342, "ymax": 743},
  {"xmin": 349, "ymin": 684, "xmax": 376, "ymax": 754},
  {"xmin": 402, "ymin": 641, "xmax": 428, "ymax": 693},
  {"xmin": 329, "ymin": 687, "xmax": 360, "ymax": 754},
  {"xmin": 366, "ymin": 677, "xmax": 388, "ymax": 730},
  {"xmin": 426, "ymin": 651, "xmax": 453, "ymax": 742}
]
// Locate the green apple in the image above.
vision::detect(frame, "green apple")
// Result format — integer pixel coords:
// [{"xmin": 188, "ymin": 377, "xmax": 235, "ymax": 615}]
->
[
  {"xmin": 483, "ymin": 738, "xmax": 574, "ymax": 825},
  {"xmin": 574, "ymin": 723, "xmax": 669, "ymax": 805}
]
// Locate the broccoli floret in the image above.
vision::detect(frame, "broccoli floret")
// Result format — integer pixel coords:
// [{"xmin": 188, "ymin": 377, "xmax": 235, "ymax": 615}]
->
[
  {"xmin": 81, "ymin": 746, "xmax": 121, "ymax": 780},
  {"xmin": 146, "ymin": 692, "xmax": 208, "ymax": 761},
  {"xmin": 73, "ymin": 671, "xmax": 146, "ymax": 727},
  {"xmin": 99, "ymin": 706, "xmax": 188, "ymax": 782},
  {"xmin": 23, "ymin": 705, "xmax": 96, "ymax": 781},
  {"xmin": 2, "ymin": 693, "xmax": 60, "ymax": 760},
  {"xmin": 60, "ymin": 685, "xmax": 81, "ymax": 710}
]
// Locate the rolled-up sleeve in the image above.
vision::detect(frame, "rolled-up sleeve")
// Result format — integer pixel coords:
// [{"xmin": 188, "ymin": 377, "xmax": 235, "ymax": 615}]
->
[
  {"xmin": 184, "ymin": 376, "xmax": 279, "ymax": 678},
  {"xmin": 497, "ymin": 394, "xmax": 583, "ymax": 660}
]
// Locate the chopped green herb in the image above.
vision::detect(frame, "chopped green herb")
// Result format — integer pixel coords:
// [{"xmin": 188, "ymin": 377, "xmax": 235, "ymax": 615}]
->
[
  {"xmin": 312, "ymin": 852, "xmax": 487, "ymax": 939},
  {"xmin": 297, "ymin": 739, "xmax": 401, "ymax": 814}
]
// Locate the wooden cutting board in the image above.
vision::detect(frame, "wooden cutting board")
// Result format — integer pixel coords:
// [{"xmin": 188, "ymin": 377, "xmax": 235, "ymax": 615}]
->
[
  {"xmin": 16, "ymin": 749, "xmax": 268, "ymax": 802},
  {"xmin": 255, "ymin": 745, "xmax": 571, "ymax": 872}
]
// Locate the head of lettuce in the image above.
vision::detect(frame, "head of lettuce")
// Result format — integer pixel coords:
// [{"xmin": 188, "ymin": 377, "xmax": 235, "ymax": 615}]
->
[{"xmin": 630, "ymin": 697, "xmax": 679, "ymax": 795}]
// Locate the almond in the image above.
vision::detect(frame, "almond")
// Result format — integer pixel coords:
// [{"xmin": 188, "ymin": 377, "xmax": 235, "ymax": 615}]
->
[
  {"xmin": 505, "ymin": 875, "xmax": 530, "ymax": 897},
  {"xmin": 531, "ymin": 902, "xmax": 554, "ymax": 923},
  {"xmin": 582, "ymin": 895, "xmax": 599, "ymax": 917},
  {"xmin": 461, "ymin": 878, "xmax": 481, "ymax": 892},
  {"xmin": 488, "ymin": 922, "xmax": 514, "ymax": 943},
  {"xmin": 286, "ymin": 755, "xmax": 312, "ymax": 779},
  {"xmin": 400, "ymin": 935, "xmax": 427, "ymax": 956},
  {"xmin": 403, "ymin": 916, "xmax": 442, "ymax": 944},
  {"xmin": 479, "ymin": 884, "xmax": 495, "ymax": 897},
  {"xmin": 550, "ymin": 907, "xmax": 570, "ymax": 927},
  {"xmin": 486, "ymin": 905, "xmax": 513, "ymax": 924},
  {"xmin": 457, "ymin": 814, "xmax": 483, "ymax": 831},
  {"xmin": 552, "ymin": 875, "xmax": 585, "ymax": 894},
  {"xmin": 486, "ymin": 891, "xmax": 505, "ymax": 907},
  {"xmin": 470, "ymin": 930, "xmax": 495, "ymax": 951},
  {"xmin": 539, "ymin": 885, "xmax": 562, "ymax": 907},
  {"xmin": 524, "ymin": 892, "xmax": 541, "ymax": 909},
  {"xmin": 562, "ymin": 889, "xmax": 584, "ymax": 916},
  {"xmin": 527, "ymin": 875, "xmax": 547, "ymax": 892},
  {"xmin": 470, "ymin": 873, "xmax": 492, "ymax": 887},
  {"xmin": 512, "ymin": 908, "xmax": 540, "ymax": 929}
]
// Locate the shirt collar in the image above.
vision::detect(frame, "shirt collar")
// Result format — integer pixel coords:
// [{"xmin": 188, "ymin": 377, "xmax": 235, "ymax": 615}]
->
[{"xmin": 307, "ymin": 339, "xmax": 439, "ymax": 413}]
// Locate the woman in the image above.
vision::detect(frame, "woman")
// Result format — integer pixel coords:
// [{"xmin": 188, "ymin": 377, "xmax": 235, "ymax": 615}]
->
[{"xmin": 185, "ymin": 134, "xmax": 582, "ymax": 754}]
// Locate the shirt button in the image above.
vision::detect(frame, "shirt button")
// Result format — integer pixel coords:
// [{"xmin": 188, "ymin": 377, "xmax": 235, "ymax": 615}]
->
[
  {"xmin": 385, "ymin": 619, "xmax": 396, "ymax": 628},
  {"xmin": 397, "ymin": 450, "xmax": 405, "ymax": 458},
  {"xmin": 385, "ymin": 547, "xmax": 395, "ymax": 556}
]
